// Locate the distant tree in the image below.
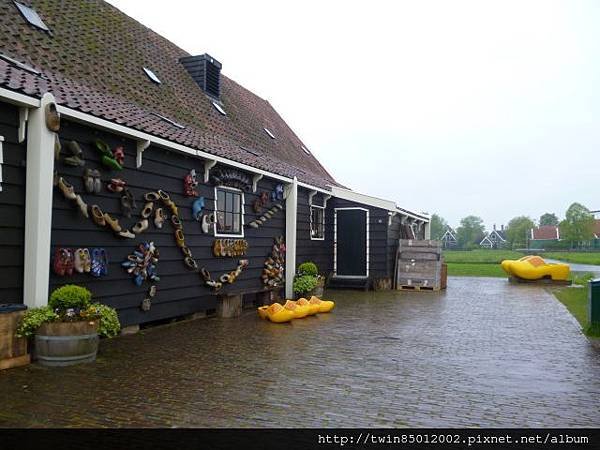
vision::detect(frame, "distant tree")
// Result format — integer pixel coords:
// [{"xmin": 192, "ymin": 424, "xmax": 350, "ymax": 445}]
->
[
  {"xmin": 506, "ymin": 216, "xmax": 535, "ymax": 248},
  {"xmin": 430, "ymin": 214, "xmax": 448, "ymax": 240},
  {"xmin": 539, "ymin": 213, "xmax": 559, "ymax": 226},
  {"xmin": 456, "ymin": 215, "xmax": 485, "ymax": 248},
  {"xmin": 559, "ymin": 202, "xmax": 595, "ymax": 247}
]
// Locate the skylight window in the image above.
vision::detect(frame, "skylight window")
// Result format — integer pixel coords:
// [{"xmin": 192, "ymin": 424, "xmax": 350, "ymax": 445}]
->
[
  {"xmin": 14, "ymin": 1, "xmax": 50, "ymax": 32},
  {"xmin": 143, "ymin": 67, "xmax": 161, "ymax": 84},
  {"xmin": 212, "ymin": 101, "xmax": 226, "ymax": 116},
  {"xmin": 263, "ymin": 128, "xmax": 275, "ymax": 139},
  {"xmin": 153, "ymin": 113, "xmax": 185, "ymax": 130},
  {"xmin": 301, "ymin": 145, "xmax": 311, "ymax": 155}
]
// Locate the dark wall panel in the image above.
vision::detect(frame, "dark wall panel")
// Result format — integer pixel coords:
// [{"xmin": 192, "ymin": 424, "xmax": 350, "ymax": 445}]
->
[
  {"xmin": 296, "ymin": 189, "xmax": 334, "ymax": 277},
  {"xmin": 0, "ymin": 101, "xmax": 26, "ymax": 304},
  {"xmin": 50, "ymin": 119, "xmax": 286, "ymax": 326}
]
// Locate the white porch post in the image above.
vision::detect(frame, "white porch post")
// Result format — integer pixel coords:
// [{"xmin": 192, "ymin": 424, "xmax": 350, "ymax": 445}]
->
[
  {"xmin": 424, "ymin": 221, "xmax": 431, "ymax": 240},
  {"xmin": 285, "ymin": 177, "xmax": 298, "ymax": 299},
  {"xmin": 23, "ymin": 93, "xmax": 56, "ymax": 308}
]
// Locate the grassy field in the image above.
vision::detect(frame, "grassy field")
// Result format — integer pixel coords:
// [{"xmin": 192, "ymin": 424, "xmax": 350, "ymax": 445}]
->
[
  {"xmin": 443, "ymin": 250, "xmax": 520, "ymax": 277},
  {"xmin": 553, "ymin": 274, "xmax": 600, "ymax": 337},
  {"xmin": 443, "ymin": 250, "xmax": 523, "ymax": 264},
  {"xmin": 543, "ymin": 252, "xmax": 600, "ymax": 265}
]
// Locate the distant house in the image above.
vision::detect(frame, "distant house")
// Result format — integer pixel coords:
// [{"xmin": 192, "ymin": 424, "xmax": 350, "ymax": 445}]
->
[
  {"xmin": 440, "ymin": 227, "xmax": 457, "ymax": 248},
  {"xmin": 479, "ymin": 225, "xmax": 507, "ymax": 249},
  {"xmin": 529, "ymin": 225, "xmax": 560, "ymax": 249}
]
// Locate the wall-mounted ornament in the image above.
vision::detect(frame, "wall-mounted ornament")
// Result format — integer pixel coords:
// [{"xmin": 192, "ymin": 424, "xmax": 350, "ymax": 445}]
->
[
  {"xmin": 121, "ymin": 188, "xmax": 137, "ymax": 218},
  {"xmin": 210, "ymin": 168, "xmax": 252, "ymax": 191},
  {"xmin": 53, "ymin": 247, "xmax": 74, "ymax": 276},
  {"xmin": 262, "ymin": 237, "xmax": 286, "ymax": 288},
  {"xmin": 74, "ymin": 248, "xmax": 92, "ymax": 274},
  {"xmin": 200, "ymin": 260, "xmax": 249, "ymax": 291},
  {"xmin": 121, "ymin": 242, "xmax": 160, "ymax": 286},
  {"xmin": 113, "ymin": 146, "xmax": 125, "ymax": 167},
  {"xmin": 63, "ymin": 140, "xmax": 84, "ymax": 167},
  {"xmin": 158, "ymin": 190, "xmax": 178, "ymax": 216},
  {"xmin": 271, "ymin": 184, "xmax": 284, "ymax": 202},
  {"xmin": 140, "ymin": 285, "xmax": 157, "ymax": 312},
  {"xmin": 54, "ymin": 136, "xmax": 61, "ymax": 161},
  {"xmin": 94, "ymin": 139, "xmax": 122, "ymax": 171},
  {"xmin": 184, "ymin": 169, "xmax": 199, "ymax": 197},
  {"xmin": 201, "ymin": 213, "xmax": 216, "ymax": 234},
  {"xmin": 45, "ymin": 102, "xmax": 60, "ymax": 132},
  {"xmin": 83, "ymin": 168, "xmax": 102, "ymax": 194},
  {"xmin": 107, "ymin": 178, "xmax": 126, "ymax": 193},
  {"xmin": 212, "ymin": 239, "xmax": 249, "ymax": 257},
  {"xmin": 90, "ymin": 248, "xmax": 108, "ymax": 278},
  {"xmin": 154, "ymin": 208, "xmax": 165, "ymax": 229},
  {"xmin": 247, "ymin": 203, "xmax": 283, "ymax": 229},
  {"xmin": 56, "ymin": 176, "xmax": 88, "ymax": 218},
  {"xmin": 253, "ymin": 191, "xmax": 269, "ymax": 213},
  {"xmin": 192, "ymin": 197, "xmax": 205, "ymax": 221}
]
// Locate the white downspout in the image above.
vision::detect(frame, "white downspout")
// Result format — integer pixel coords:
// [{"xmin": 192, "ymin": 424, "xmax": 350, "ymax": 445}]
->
[
  {"xmin": 285, "ymin": 177, "xmax": 298, "ymax": 299},
  {"xmin": 23, "ymin": 93, "xmax": 56, "ymax": 308}
]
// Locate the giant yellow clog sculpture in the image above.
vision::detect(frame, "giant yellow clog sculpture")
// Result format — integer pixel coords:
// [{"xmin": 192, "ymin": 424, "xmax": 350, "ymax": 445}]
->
[
  {"xmin": 309, "ymin": 296, "xmax": 335, "ymax": 313},
  {"xmin": 265, "ymin": 302, "xmax": 295, "ymax": 323},
  {"xmin": 501, "ymin": 255, "xmax": 570, "ymax": 281}
]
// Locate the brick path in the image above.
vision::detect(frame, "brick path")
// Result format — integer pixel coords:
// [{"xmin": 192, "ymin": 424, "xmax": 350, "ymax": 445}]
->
[{"xmin": 1, "ymin": 277, "xmax": 599, "ymax": 427}]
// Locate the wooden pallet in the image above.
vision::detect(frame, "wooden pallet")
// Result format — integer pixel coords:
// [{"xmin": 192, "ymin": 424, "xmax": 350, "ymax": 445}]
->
[
  {"xmin": 508, "ymin": 276, "xmax": 572, "ymax": 286},
  {"xmin": 398, "ymin": 284, "xmax": 440, "ymax": 292}
]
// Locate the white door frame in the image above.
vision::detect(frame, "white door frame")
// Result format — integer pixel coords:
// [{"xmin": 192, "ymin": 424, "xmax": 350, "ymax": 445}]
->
[{"xmin": 333, "ymin": 207, "xmax": 369, "ymax": 278}]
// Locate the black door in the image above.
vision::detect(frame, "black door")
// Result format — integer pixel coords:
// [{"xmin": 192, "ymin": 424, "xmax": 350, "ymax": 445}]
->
[{"xmin": 336, "ymin": 209, "xmax": 367, "ymax": 276}]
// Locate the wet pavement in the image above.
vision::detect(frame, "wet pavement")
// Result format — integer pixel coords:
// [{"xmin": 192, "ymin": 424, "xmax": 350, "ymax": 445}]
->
[{"xmin": 1, "ymin": 277, "xmax": 599, "ymax": 427}]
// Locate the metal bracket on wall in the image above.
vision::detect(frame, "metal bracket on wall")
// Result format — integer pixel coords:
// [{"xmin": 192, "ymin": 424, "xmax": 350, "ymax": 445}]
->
[
  {"xmin": 0, "ymin": 136, "xmax": 4, "ymax": 192},
  {"xmin": 136, "ymin": 140, "xmax": 150, "ymax": 168},
  {"xmin": 204, "ymin": 159, "xmax": 217, "ymax": 183},
  {"xmin": 18, "ymin": 107, "xmax": 28, "ymax": 143},
  {"xmin": 252, "ymin": 173, "xmax": 263, "ymax": 193}
]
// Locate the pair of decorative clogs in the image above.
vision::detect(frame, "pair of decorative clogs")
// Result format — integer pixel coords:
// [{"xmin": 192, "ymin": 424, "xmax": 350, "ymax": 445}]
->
[
  {"xmin": 83, "ymin": 169, "xmax": 102, "ymax": 194},
  {"xmin": 257, "ymin": 297, "xmax": 335, "ymax": 323},
  {"xmin": 94, "ymin": 139, "xmax": 123, "ymax": 171},
  {"xmin": 62, "ymin": 140, "xmax": 85, "ymax": 167},
  {"xmin": 53, "ymin": 247, "xmax": 108, "ymax": 277}
]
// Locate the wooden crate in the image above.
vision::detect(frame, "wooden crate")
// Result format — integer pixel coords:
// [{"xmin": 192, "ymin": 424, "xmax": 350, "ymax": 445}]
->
[
  {"xmin": 0, "ymin": 309, "xmax": 30, "ymax": 370},
  {"xmin": 395, "ymin": 239, "xmax": 443, "ymax": 291}
]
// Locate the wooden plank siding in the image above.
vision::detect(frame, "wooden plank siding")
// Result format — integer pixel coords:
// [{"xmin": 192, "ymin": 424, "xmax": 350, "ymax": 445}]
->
[
  {"xmin": 50, "ymin": 119, "xmax": 286, "ymax": 326},
  {"xmin": 0, "ymin": 102, "xmax": 26, "ymax": 304},
  {"xmin": 295, "ymin": 188, "xmax": 334, "ymax": 277}
]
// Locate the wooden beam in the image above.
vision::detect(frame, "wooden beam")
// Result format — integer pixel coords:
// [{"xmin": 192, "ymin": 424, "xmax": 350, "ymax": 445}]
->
[
  {"xmin": 136, "ymin": 140, "xmax": 150, "ymax": 168},
  {"xmin": 252, "ymin": 173, "xmax": 263, "ymax": 193},
  {"xmin": 204, "ymin": 159, "xmax": 217, "ymax": 183}
]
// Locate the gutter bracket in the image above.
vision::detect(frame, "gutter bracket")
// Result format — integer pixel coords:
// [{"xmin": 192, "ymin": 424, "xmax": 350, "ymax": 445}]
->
[
  {"xmin": 323, "ymin": 194, "xmax": 332, "ymax": 208},
  {"xmin": 252, "ymin": 173, "xmax": 263, "ymax": 193},
  {"xmin": 204, "ymin": 159, "xmax": 217, "ymax": 183},
  {"xmin": 136, "ymin": 140, "xmax": 150, "ymax": 168},
  {"xmin": 307, "ymin": 190, "xmax": 317, "ymax": 206},
  {"xmin": 0, "ymin": 136, "xmax": 4, "ymax": 192},
  {"xmin": 18, "ymin": 107, "xmax": 29, "ymax": 143},
  {"xmin": 388, "ymin": 211, "xmax": 397, "ymax": 227}
]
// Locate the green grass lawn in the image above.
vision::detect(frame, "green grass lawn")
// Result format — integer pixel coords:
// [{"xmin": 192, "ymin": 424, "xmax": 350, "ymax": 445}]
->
[
  {"xmin": 552, "ymin": 274, "xmax": 600, "ymax": 337},
  {"xmin": 446, "ymin": 263, "xmax": 506, "ymax": 277},
  {"xmin": 543, "ymin": 252, "xmax": 600, "ymax": 265},
  {"xmin": 443, "ymin": 249, "xmax": 523, "ymax": 264}
]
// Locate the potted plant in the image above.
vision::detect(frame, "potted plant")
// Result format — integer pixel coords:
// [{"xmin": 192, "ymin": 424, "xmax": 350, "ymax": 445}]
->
[
  {"xmin": 17, "ymin": 285, "xmax": 120, "ymax": 366},
  {"xmin": 294, "ymin": 262, "xmax": 325, "ymax": 298}
]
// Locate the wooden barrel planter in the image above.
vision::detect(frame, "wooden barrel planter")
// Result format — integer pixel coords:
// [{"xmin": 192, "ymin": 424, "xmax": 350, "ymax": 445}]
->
[{"xmin": 34, "ymin": 321, "xmax": 99, "ymax": 367}]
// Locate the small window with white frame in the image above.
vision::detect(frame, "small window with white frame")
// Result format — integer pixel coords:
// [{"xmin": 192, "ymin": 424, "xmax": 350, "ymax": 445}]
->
[
  {"xmin": 214, "ymin": 186, "xmax": 244, "ymax": 237},
  {"xmin": 310, "ymin": 205, "xmax": 325, "ymax": 240}
]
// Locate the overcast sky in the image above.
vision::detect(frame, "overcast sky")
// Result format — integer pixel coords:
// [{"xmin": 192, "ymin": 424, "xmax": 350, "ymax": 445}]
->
[{"xmin": 108, "ymin": 0, "xmax": 599, "ymax": 230}]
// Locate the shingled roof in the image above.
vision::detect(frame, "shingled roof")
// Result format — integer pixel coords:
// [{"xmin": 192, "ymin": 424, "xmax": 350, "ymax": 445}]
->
[{"xmin": 0, "ymin": 0, "xmax": 339, "ymax": 189}]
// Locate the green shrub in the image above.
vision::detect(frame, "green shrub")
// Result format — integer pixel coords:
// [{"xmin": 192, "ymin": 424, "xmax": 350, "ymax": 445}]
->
[
  {"xmin": 293, "ymin": 275, "xmax": 318, "ymax": 295},
  {"xmin": 49, "ymin": 285, "xmax": 92, "ymax": 311},
  {"xmin": 297, "ymin": 261, "xmax": 318, "ymax": 277},
  {"xmin": 16, "ymin": 307, "xmax": 59, "ymax": 338},
  {"xmin": 85, "ymin": 303, "xmax": 121, "ymax": 338}
]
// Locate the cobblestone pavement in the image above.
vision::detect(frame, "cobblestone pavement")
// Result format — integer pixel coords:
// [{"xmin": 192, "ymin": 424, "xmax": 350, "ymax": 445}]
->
[{"xmin": 1, "ymin": 277, "xmax": 599, "ymax": 427}]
